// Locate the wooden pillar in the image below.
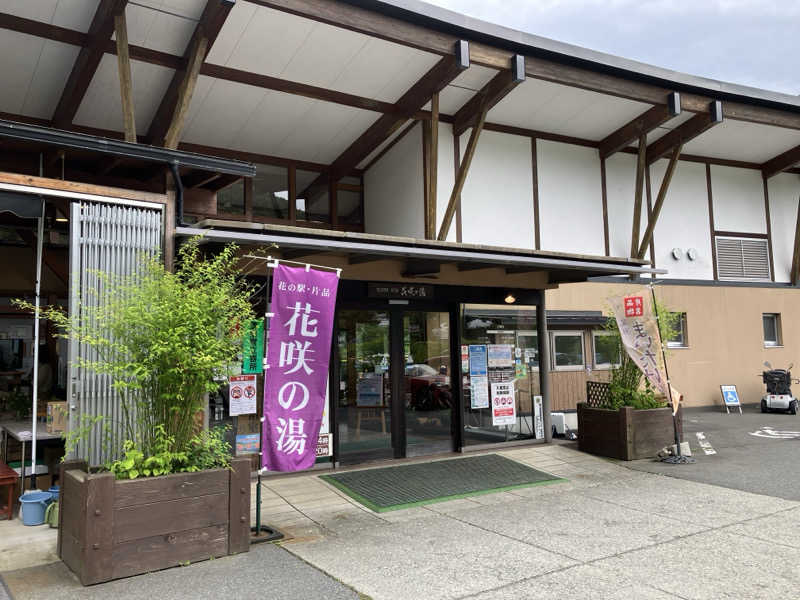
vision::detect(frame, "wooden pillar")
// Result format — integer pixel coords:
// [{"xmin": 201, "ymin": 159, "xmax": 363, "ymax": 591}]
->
[
  {"xmin": 630, "ymin": 130, "xmax": 647, "ymax": 257},
  {"xmin": 114, "ymin": 11, "xmax": 136, "ymax": 143},
  {"xmin": 427, "ymin": 92, "xmax": 439, "ymax": 239},
  {"xmin": 637, "ymin": 143, "xmax": 682, "ymax": 258},
  {"xmin": 163, "ymin": 36, "xmax": 207, "ymax": 149}
]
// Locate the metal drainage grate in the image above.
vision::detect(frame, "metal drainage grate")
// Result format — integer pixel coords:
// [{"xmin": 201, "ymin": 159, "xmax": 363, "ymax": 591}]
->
[{"xmin": 321, "ymin": 454, "xmax": 563, "ymax": 512}]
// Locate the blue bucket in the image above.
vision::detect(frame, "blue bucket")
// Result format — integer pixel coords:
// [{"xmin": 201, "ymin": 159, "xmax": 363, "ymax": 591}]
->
[
  {"xmin": 47, "ymin": 486, "xmax": 60, "ymax": 502},
  {"xmin": 19, "ymin": 491, "xmax": 52, "ymax": 526}
]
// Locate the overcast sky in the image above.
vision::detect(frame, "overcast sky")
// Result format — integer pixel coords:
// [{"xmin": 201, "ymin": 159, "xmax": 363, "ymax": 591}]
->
[{"xmin": 424, "ymin": 0, "xmax": 800, "ymax": 96}]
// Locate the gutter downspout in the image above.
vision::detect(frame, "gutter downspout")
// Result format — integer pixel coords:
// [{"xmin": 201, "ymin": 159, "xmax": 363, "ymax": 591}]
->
[{"xmin": 169, "ymin": 162, "xmax": 184, "ymax": 227}]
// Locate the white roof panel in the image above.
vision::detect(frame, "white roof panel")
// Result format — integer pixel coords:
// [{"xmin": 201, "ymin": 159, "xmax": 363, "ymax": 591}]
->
[
  {"xmin": 121, "ymin": 2, "xmax": 197, "ymax": 56},
  {"xmin": 0, "ymin": 0, "xmax": 99, "ymax": 33},
  {"xmin": 22, "ymin": 40, "xmax": 81, "ymax": 119},
  {"xmin": 0, "ymin": 31, "xmax": 47, "ymax": 116},
  {"xmin": 683, "ymin": 120, "xmax": 800, "ymax": 163}
]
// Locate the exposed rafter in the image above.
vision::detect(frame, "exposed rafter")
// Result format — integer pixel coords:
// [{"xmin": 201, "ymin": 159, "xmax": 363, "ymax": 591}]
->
[
  {"xmin": 647, "ymin": 101, "xmax": 723, "ymax": 165},
  {"xmin": 630, "ymin": 130, "xmax": 647, "ymax": 257},
  {"xmin": 598, "ymin": 92, "xmax": 681, "ymax": 159},
  {"xmin": 147, "ymin": 0, "xmax": 234, "ymax": 147},
  {"xmin": 762, "ymin": 144, "xmax": 800, "ymax": 179},
  {"xmin": 453, "ymin": 54, "xmax": 525, "ymax": 137},
  {"xmin": 51, "ymin": 0, "xmax": 127, "ymax": 128},
  {"xmin": 114, "ymin": 10, "xmax": 136, "ymax": 142},
  {"xmin": 637, "ymin": 143, "xmax": 683, "ymax": 259}
]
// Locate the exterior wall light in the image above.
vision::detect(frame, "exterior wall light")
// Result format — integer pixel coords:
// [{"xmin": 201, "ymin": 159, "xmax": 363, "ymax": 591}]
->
[{"xmin": 504, "ymin": 293, "xmax": 516, "ymax": 304}]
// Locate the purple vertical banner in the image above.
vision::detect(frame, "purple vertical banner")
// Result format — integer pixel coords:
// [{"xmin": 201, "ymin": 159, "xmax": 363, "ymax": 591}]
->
[{"xmin": 262, "ymin": 264, "xmax": 339, "ymax": 471}]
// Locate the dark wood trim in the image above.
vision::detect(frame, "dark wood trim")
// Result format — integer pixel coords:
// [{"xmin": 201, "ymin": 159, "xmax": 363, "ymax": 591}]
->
[
  {"xmin": 599, "ymin": 94, "xmax": 680, "ymax": 159},
  {"xmin": 177, "ymin": 141, "xmax": 345, "ymax": 174},
  {"xmin": 147, "ymin": 0, "xmax": 234, "ymax": 146},
  {"xmin": 183, "ymin": 171, "xmax": 221, "ymax": 188},
  {"xmin": 647, "ymin": 101, "xmax": 722, "ymax": 165},
  {"xmin": 422, "ymin": 117, "xmax": 431, "ymax": 238},
  {"xmin": 645, "ymin": 163, "xmax": 655, "ymax": 268},
  {"xmin": 330, "ymin": 178, "xmax": 338, "ymax": 228},
  {"xmin": 637, "ymin": 143, "xmax": 681, "ymax": 258},
  {"xmin": 361, "ymin": 120, "xmax": 418, "ymax": 172},
  {"xmin": 531, "ymin": 137, "xmax": 540, "ymax": 250},
  {"xmin": 761, "ymin": 144, "xmax": 800, "ymax": 179},
  {"xmin": 428, "ymin": 92, "xmax": 439, "ymax": 240},
  {"xmin": 114, "ymin": 11, "xmax": 136, "ymax": 143},
  {"xmin": 713, "ymin": 230, "xmax": 769, "ymax": 239},
  {"xmin": 482, "ymin": 122, "xmax": 597, "ymax": 148},
  {"xmin": 318, "ymin": 46, "xmax": 469, "ymax": 187},
  {"xmin": 439, "ymin": 102, "xmax": 487, "ymax": 240},
  {"xmin": 288, "ymin": 165, "xmax": 297, "ymax": 222},
  {"xmin": 706, "ymin": 164, "xmax": 718, "ymax": 280},
  {"xmin": 454, "ymin": 131, "xmax": 462, "ymax": 243},
  {"xmin": 336, "ymin": 183, "xmax": 362, "ymax": 192},
  {"xmin": 452, "ymin": 55, "xmax": 525, "ymax": 137},
  {"xmin": 51, "ymin": 0, "xmax": 127, "ymax": 128},
  {"xmin": 762, "ymin": 175, "xmax": 776, "ymax": 281},
  {"xmin": 631, "ymin": 131, "xmax": 646, "ymax": 257},
  {"xmin": 600, "ymin": 156, "xmax": 609, "ymax": 256}
]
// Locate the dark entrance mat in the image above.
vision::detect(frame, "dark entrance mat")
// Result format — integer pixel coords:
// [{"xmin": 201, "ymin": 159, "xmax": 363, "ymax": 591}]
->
[{"xmin": 321, "ymin": 454, "xmax": 565, "ymax": 512}]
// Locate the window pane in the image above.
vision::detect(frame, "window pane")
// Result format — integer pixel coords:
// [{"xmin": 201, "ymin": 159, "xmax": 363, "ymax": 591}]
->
[
  {"xmin": 296, "ymin": 170, "xmax": 329, "ymax": 223},
  {"xmin": 217, "ymin": 179, "xmax": 244, "ymax": 214},
  {"xmin": 554, "ymin": 335, "xmax": 583, "ymax": 366},
  {"xmin": 594, "ymin": 335, "xmax": 619, "ymax": 365},
  {"xmin": 763, "ymin": 315, "xmax": 778, "ymax": 343},
  {"xmin": 337, "ymin": 189, "xmax": 363, "ymax": 225},
  {"xmin": 253, "ymin": 164, "xmax": 288, "ymax": 219},
  {"xmin": 667, "ymin": 313, "xmax": 687, "ymax": 346}
]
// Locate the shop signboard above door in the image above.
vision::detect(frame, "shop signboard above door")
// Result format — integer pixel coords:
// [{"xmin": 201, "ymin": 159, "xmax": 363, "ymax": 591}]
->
[{"xmin": 368, "ymin": 283, "xmax": 434, "ymax": 300}]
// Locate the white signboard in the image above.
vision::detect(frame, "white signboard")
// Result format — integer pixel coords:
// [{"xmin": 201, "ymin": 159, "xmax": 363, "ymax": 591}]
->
[
  {"xmin": 491, "ymin": 381, "xmax": 516, "ymax": 426},
  {"xmin": 470, "ymin": 375, "xmax": 490, "ymax": 409},
  {"xmin": 720, "ymin": 384, "xmax": 742, "ymax": 414},
  {"xmin": 229, "ymin": 374, "xmax": 257, "ymax": 416},
  {"xmin": 533, "ymin": 395, "xmax": 544, "ymax": 438},
  {"xmin": 488, "ymin": 344, "xmax": 514, "ymax": 368}
]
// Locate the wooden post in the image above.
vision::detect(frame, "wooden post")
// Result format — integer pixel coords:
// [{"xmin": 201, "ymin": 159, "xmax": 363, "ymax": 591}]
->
[
  {"xmin": 83, "ymin": 472, "xmax": 115, "ymax": 585},
  {"xmin": 228, "ymin": 457, "xmax": 251, "ymax": 554},
  {"xmin": 428, "ymin": 92, "xmax": 439, "ymax": 239},
  {"xmin": 163, "ymin": 36, "xmax": 208, "ymax": 149},
  {"xmin": 637, "ymin": 143, "xmax": 682, "ymax": 258},
  {"xmin": 422, "ymin": 118, "xmax": 431, "ymax": 237},
  {"xmin": 114, "ymin": 11, "xmax": 136, "ymax": 143},
  {"xmin": 630, "ymin": 130, "xmax": 647, "ymax": 257},
  {"xmin": 791, "ymin": 194, "xmax": 800, "ymax": 286},
  {"xmin": 57, "ymin": 459, "xmax": 88, "ymax": 559},
  {"xmin": 438, "ymin": 102, "xmax": 488, "ymax": 241},
  {"xmin": 620, "ymin": 406, "xmax": 634, "ymax": 461}
]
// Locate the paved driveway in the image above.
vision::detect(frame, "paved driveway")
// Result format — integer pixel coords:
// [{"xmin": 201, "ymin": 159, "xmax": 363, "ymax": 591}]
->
[{"xmin": 628, "ymin": 406, "xmax": 800, "ymax": 500}]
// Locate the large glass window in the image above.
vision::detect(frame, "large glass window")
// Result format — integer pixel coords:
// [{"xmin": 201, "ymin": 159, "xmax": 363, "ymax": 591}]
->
[
  {"xmin": 592, "ymin": 331, "xmax": 620, "ymax": 369},
  {"xmin": 216, "ymin": 179, "xmax": 244, "ymax": 215},
  {"xmin": 296, "ymin": 170, "xmax": 330, "ymax": 224},
  {"xmin": 552, "ymin": 331, "xmax": 584, "ymax": 371},
  {"xmin": 461, "ymin": 305, "xmax": 542, "ymax": 446},
  {"xmin": 252, "ymin": 164, "xmax": 289, "ymax": 219},
  {"xmin": 336, "ymin": 189, "xmax": 363, "ymax": 225}
]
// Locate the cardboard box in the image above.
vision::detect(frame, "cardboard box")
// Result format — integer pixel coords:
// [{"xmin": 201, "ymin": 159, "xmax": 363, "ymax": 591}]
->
[{"xmin": 46, "ymin": 402, "xmax": 68, "ymax": 434}]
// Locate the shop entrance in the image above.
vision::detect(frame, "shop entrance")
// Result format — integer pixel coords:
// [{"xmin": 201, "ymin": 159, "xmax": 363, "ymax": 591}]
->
[{"xmin": 335, "ymin": 308, "xmax": 453, "ymax": 463}]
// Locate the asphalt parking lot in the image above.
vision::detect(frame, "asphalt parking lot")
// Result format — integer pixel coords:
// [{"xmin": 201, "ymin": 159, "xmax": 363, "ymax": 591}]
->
[{"xmin": 627, "ymin": 405, "xmax": 800, "ymax": 500}]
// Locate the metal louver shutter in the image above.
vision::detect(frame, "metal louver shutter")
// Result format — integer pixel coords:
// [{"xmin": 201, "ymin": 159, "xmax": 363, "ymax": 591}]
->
[{"xmin": 715, "ymin": 236, "xmax": 770, "ymax": 281}]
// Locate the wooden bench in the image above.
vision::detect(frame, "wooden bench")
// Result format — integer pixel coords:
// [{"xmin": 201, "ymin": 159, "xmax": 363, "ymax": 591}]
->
[{"xmin": 0, "ymin": 462, "xmax": 19, "ymax": 520}]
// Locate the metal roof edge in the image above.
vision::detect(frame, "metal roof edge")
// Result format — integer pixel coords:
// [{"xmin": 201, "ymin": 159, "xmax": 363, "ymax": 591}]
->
[{"xmin": 353, "ymin": 0, "xmax": 800, "ymax": 113}]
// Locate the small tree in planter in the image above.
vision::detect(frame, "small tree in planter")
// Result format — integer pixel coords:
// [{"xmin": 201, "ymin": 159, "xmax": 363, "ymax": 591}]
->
[
  {"xmin": 578, "ymin": 301, "xmax": 682, "ymax": 460},
  {"xmin": 16, "ymin": 239, "xmax": 255, "ymax": 584}
]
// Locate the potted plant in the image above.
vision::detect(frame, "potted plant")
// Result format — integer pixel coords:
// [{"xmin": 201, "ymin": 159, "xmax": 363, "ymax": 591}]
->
[
  {"xmin": 577, "ymin": 302, "xmax": 682, "ymax": 461},
  {"xmin": 17, "ymin": 239, "xmax": 254, "ymax": 585}
]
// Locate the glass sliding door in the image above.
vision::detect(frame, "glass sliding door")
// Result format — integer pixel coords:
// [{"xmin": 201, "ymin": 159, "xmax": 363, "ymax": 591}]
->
[
  {"xmin": 403, "ymin": 311, "xmax": 453, "ymax": 457},
  {"xmin": 336, "ymin": 310, "xmax": 393, "ymax": 462}
]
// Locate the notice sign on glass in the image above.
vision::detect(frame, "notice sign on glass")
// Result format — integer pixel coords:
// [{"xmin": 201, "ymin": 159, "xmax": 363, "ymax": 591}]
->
[
  {"xmin": 488, "ymin": 344, "xmax": 514, "ymax": 368},
  {"xmin": 229, "ymin": 374, "xmax": 257, "ymax": 416},
  {"xmin": 491, "ymin": 381, "xmax": 516, "ymax": 426},
  {"xmin": 471, "ymin": 375, "xmax": 489, "ymax": 409},
  {"xmin": 468, "ymin": 345, "xmax": 488, "ymax": 377}
]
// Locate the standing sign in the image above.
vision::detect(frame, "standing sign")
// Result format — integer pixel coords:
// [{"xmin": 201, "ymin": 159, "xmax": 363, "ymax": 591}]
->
[
  {"xmin": 609, "ymin": 293, "xmax": 682, "ymax": 414},
  {"xmin": 262, "ymin": 265, "xmax": 339, "ymax": 472},
  {"xmin": 533, "ymin": 395, "xmax": 544, "ymax": 438},
  {"xmin": 469, "ymin": 345, "xmax": 489, "ymax": 409},
  {"xmin": 242, "ymin": 319, "xmax": 264, "ymax": 374},
  {"xmin": 720, "ymin": 385, "xmax": 742, "ymax": 415},
  {"xmin": 491, "ymin": 381, "xmax": 516, "ymax": 426},
  {"xmin": 229, "ymin": 374, "xmax": 257, "ymax": 416}
]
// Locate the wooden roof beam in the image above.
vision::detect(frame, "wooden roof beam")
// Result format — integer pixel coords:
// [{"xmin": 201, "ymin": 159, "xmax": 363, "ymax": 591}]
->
[
  {"xmin": 51, "ymin": 0, "xmax": 127, "ymax": 128},
  {"xmin": 114, "ymin": 10, "xmax": 136, "ymax": 142},
  {"xmin": 452, "ymin": 55, "xmax": 525, "ymax": 137},
  {"xmin": 598, "ymin": 92, "xmax": 680, "ymax": 159},
  {"xmin": 646, "ymin": 100, "xmax": 723, "ymax": 165},
  {"xmin": 762, "ymin": 145, "xmax": 800, "ymax": 179},
  {"xmin": 147, "ymin": 0, "xmax": 234, "ymax": 147}
]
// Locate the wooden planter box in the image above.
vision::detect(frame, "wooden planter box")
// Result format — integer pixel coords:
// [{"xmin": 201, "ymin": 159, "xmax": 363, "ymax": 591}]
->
[
  {"xmin": 577, "ymin": 403, "xmax": 682, "ymax": 461},
  {"xmin": 57, "ymin": 457, "xmax": 251, "ymax": 585}
]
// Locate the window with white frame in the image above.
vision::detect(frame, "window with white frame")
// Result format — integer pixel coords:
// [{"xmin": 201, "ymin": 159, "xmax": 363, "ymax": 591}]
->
[
  {"xmin": 592, "ymin": 331, "xmax": 620, "ymax": 369},
  {"xmin": 763, "ymin": 313, "xmax": 781, "ymax": 347},
  {"xmin": 667, "ymin": 313, "xmax": 688, "ymax": 348},
  {"xmin": 552, "ymin": 331, "xmax": 585, "ymax": 371}
]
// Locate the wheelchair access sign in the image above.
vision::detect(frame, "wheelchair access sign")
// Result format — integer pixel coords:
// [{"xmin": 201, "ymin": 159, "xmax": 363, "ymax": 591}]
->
[{"xmin": 720, "ymin": 385, "xmax": 742, "ymax": 414}]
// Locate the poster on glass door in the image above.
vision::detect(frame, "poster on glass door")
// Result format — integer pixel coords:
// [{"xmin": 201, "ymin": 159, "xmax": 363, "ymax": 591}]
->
[{"xmin": 491, "ymin": 381, "xmax": 516, "ymax": 426}]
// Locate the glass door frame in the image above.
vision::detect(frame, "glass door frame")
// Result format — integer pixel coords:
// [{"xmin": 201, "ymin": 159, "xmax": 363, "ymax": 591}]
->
[{"xmin": 331, "ymin": 299, "xmax": 461, "ymax": 463}]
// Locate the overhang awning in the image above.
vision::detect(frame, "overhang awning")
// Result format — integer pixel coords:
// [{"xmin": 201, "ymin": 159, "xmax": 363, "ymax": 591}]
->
[{"xmin": 176, "ymin": 221, "xmax": 665, "ymax": 282}]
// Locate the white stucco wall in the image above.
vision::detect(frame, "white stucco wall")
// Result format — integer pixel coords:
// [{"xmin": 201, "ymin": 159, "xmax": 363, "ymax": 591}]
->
[
  {"xmin": 649, "ymin": 159, "xmax": 713, "ymax": 280},
  {"xmin": 537, "ymin": 140, "xmax": 604, "ymax": 255},
  {"xmin": 435, "ymin": 122, "xmax": 456, "ymax": 242},
  {"xmin": 458, "ymin": 130, "xmax": 534, "ymax": 249},
  {"xmin": 768, "ymin": 172, "xmax": 800, "ymax": 283},
  {"xmin": 364, "ymin": 123, "xmax": 425, "ymax": 238},
  {"xmin": 605, "ymin": 152, "xmax": 649, "ymax": 261},
  {"xmin": 710, "ymin": 165, "xmax": 767, "ymax": 234}
]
